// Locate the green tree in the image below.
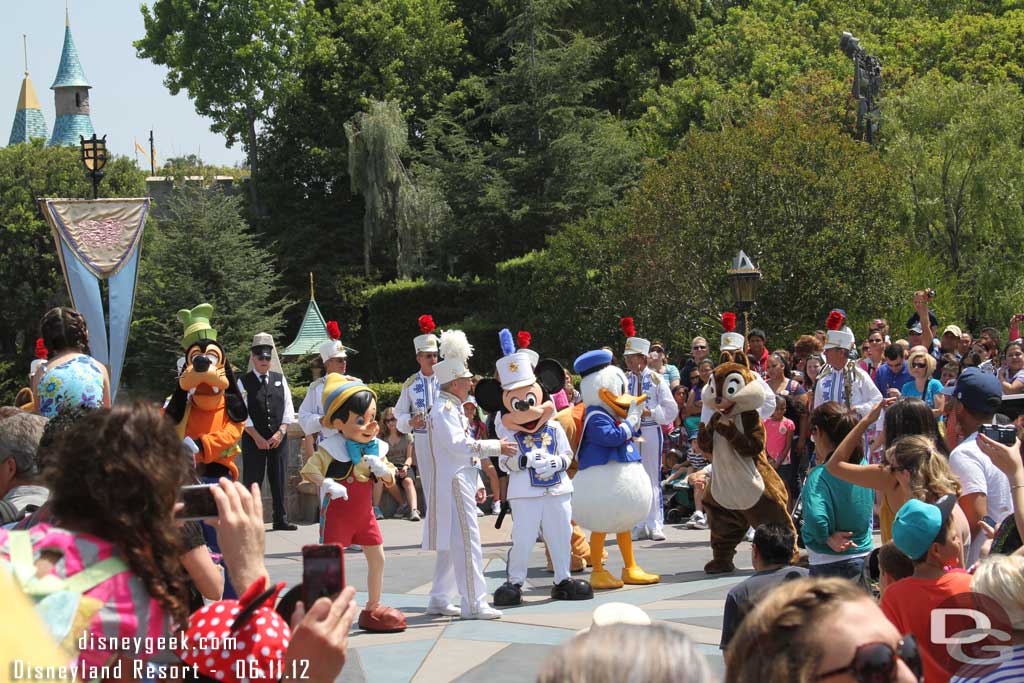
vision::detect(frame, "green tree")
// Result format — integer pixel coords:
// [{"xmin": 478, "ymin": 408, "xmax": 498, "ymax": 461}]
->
[
  {"xmin": 420, "ymin": 0, "xmax": 642, "ymax": 274},
  {"xmin": 135, "ymin": 0, "xmax": 305, "ymax": 215},
  {"xmin": 124, "ymin": 184, "xmax": 290, "ymax": 399},
  {"xmin": 887, "ymin": 74, "xmax": 1024, "ymax": 329},
  {"xmin": 0, "ymin": 141, "xmax": 145, "ymax": 401},
  {"xmin": 254, "ymin": 0, "xmax": 466, "ymax": 290},
  {"xmin": 531, "ymin": 101, "xmax": 908, "ymax": 359}
]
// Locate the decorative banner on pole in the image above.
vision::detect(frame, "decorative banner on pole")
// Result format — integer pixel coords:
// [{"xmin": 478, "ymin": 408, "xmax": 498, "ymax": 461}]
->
[{"xmin": 40, "ymin": 198, "xmax": 150, "ymax": 400}]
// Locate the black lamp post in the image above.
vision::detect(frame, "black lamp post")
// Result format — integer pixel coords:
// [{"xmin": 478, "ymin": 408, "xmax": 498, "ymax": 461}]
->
[
  {"xmin": 726, "ymin": 249, "xmax": 761, "ymax": 339},
  {"xmin": 80, "ymin": 134, "xmax": 108, "ymax": 199}
]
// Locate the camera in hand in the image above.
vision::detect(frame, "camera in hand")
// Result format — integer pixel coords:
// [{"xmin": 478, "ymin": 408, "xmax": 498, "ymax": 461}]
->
[
  {"xmin": 302, "ymin": 544, "xmax": 345, "ymax": 608},
  {"xmin": 176, "ymin": 484, "xmax": 219, "ymax": 520},
  {"xmin": 979, "ymin": 423, "xmax": 1017, "ymax": 446},
  {"xmin": 925, "ymin": 288, "xmax": 936, "ymax": 300}
]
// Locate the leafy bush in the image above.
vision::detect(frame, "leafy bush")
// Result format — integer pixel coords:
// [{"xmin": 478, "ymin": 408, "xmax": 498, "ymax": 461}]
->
[{"xmin": 368, "ymin": 382, "xmax": 404, "ymax": 411}]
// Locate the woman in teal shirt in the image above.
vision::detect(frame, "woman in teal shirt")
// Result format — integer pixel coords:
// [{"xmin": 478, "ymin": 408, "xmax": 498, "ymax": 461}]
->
[
  {"xmin": 900, "ymin": 349, "xmax": 944, "ymax": 417},
  {"xmin": 801, "ymin": 401, "xmax": 874, "ymax": 581}
]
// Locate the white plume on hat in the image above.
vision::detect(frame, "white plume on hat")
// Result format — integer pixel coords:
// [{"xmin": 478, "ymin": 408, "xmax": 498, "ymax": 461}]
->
[
  {"xmin": 440, "ymin": 329, "xmax": 473, "ymax": 363},
  {"xmin": 435, "ymin": 329, "xmax": 475, "ymax": 385}
]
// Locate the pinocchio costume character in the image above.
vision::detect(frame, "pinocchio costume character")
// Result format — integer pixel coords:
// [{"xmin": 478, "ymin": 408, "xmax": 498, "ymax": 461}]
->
[
  {"xmin": 164, "ymin": 304, "xmax": 248, "ymax": 481},
  {"xmin": 299, "ymin": 373, "xmax": 407, "ymax": 632}
]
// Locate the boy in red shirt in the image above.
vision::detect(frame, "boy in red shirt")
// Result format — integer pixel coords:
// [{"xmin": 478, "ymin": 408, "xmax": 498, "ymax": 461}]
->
[{"xmin": 881, "ymin": 495, "xmax": 971, "ymax": 683}]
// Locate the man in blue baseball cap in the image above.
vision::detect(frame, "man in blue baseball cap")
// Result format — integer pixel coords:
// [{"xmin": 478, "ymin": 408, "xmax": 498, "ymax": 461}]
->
[{"xmin": 948, "ymin": 367, "xmax": 1013, "ymax": 566}]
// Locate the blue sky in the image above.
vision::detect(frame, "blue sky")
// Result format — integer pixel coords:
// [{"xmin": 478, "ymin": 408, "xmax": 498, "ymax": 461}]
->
[{"xmin": 4, "ymin": 1, "xmax": 245, "ymax": 168}]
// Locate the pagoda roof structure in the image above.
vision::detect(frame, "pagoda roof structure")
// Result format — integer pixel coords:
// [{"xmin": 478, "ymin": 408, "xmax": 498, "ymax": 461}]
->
[{"xmin": 281, "ymin": 275, "xmax": 334, "ymax": 356}]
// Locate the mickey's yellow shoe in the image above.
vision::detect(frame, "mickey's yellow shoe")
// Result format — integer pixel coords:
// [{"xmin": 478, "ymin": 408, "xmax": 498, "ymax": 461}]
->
[
  {"xmin": 621, "ymin": 566, "xmax": 660, "ymax": 585},
  {"xmin": 589, "ymin": 568, "xmax": 624, "ymax": 590}
]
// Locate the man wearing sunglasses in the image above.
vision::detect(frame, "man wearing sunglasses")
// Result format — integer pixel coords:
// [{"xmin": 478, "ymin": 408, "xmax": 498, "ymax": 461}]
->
[
  {"xmin": 680, "ymin": 336, "xmax": 709, "ymax": 390},
  {"xmin": 881, "ymin": 495, "xmax": 973, "ymax": 683}
]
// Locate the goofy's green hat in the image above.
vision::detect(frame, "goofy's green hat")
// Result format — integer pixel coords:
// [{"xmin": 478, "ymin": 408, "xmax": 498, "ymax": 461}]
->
[{"xmin": 178, "ymin": 303, "xmax": 218, "ymax": 349}]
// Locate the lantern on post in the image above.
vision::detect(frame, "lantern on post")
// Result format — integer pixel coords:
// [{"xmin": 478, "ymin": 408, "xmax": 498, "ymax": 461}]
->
[
  {"xmin": 80, "ymin": 133, "xmax": 108, "ymax": 199},
  {"xmin": 726, "ymin": 250, "xmax": 762, "ymax": 339}
]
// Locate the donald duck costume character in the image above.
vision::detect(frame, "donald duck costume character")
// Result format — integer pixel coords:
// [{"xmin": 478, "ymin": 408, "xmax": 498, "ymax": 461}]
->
[
  {"xmin": 475, "ymin": 330, "xmax": 593, "ymax": 606},
  {"xmin": 571, "ymin": 349, "xmax": 660, "ymax": 589},
  {"xmin": 299, "ymin": 373, "xmax": 407, "ymax": 632}
]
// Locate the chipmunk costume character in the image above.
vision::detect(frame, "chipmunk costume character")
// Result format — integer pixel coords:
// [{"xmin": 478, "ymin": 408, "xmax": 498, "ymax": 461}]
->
[
  {"xmin": 475, "ymin": 330, "xmax": 593, "ymax": 606},
  {"xmin": 571, "ymin": 348, "xmax": 659, "ymax": 590},
  {"xmin": 299, "ymin": 373, "xmax": 406, "ymax": 633},
  {"xmin": 697, "ymin": 322, "xmax": 796, "ymax": 574},
  {"xmin": 164, "ymin": 304, "xmax": 248, "ymax": 480}
]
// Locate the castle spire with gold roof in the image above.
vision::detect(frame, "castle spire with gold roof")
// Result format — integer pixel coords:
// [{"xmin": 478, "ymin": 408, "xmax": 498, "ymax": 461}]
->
[{"xmin": 8, "ymin": 35, "xmax": 48, "ymax": 145}]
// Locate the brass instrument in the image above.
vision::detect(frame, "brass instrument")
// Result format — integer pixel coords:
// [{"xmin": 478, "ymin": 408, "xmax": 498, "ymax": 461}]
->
[{"xmin": 843, "ymin": 359, "xmax": 857, "ymax": 410}]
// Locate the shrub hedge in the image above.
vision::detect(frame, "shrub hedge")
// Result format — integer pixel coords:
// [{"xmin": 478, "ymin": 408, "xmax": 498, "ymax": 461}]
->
[
  {"xmin": 360, "ymin": 277, "xmax": 499, "ymax": 380},
  {"xmin": 289, "ymin": 381, "xmax": 404, "ymax": 412}
]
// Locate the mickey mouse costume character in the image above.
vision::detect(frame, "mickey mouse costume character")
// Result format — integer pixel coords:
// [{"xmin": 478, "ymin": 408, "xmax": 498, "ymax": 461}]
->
[
  {"xmin": 299, "ymin": 373, "xmax": 406, "ymax": 633},
  {"xmin": 571, "ymin": 348, "xmax": 659, "ymax": 590},
  {"xmin": 475, "ymin": 330, "xmax": 593, "ymax": 607},
  {"xmin": 164, "ymin": 304, "xmax": 248, "ymax": 481}
]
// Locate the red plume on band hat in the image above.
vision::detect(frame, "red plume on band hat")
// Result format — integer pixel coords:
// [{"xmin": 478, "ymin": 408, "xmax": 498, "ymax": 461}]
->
[
  {"xmin": 517, "ymin": 331, "xmax": 531, "ymax": 349},
  {"xmin": 418, "ymin": 314, "xmax": 436, "ymax": 334},
  {"xmin": 722, "ymin": 312, "xmax": 737, "ymax": 332},
  {"xmin": 620, "ymin": 317, "xmax": 636, "ymax": 338},
  {"xmin": 826, "ymin": 310, "xmax": 845, "ymax": 331},
  {"xmin": 34, "ymin": 338, "xmax": 47, "ymax": 359},
  {"xmin": 326, "ymin": 321, "xmax": 341, "ymax": 340}
]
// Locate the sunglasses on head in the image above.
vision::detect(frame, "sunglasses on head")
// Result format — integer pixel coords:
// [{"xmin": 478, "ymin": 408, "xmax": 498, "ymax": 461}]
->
[{"xmin": 817, "ymin": 635, "xmax": 922, "ymax": 683}]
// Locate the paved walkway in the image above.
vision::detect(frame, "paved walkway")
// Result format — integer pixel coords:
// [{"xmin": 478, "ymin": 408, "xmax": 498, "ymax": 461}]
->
[{"xmin": 264, "ymin": 513, "xmax": 752, "ymax": 683}]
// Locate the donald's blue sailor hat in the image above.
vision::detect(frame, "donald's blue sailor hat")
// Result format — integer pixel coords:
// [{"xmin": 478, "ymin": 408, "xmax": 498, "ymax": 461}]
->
[{"xmin": 574, "ymin": 349, "xmax": 613, "ymax": 377}]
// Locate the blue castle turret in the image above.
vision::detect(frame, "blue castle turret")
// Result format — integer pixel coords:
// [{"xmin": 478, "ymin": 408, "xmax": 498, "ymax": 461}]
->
[
  {"xmin": 8, "ymin": 50, "xmax": 48, "ymax": 145},
  {"xmin": 48, "ymin": 11, "xmax": 94, "ymax": 147}
]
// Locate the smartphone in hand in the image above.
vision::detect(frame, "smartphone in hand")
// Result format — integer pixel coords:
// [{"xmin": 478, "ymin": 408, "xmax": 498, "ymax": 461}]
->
[
  {"xmin": 302, "ymin": 544, "xmax": 345, "ymax": 609},
  {"xmin": 175, "ymin": 484, "xmax": 219, "ymax": 521}
]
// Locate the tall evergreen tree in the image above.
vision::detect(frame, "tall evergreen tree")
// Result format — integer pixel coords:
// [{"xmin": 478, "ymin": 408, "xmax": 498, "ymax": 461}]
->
[
  {"xmin": 420, "ymin": 0, "xmax": 641, "ymax": 274},
  {"xmin": 125, "ymin": 184, "xmax": 290, "ymax": 399}
]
